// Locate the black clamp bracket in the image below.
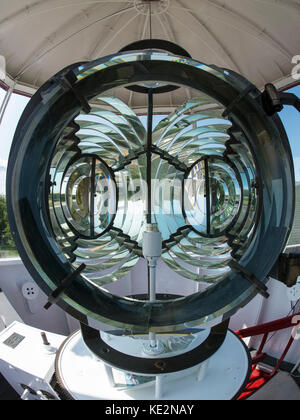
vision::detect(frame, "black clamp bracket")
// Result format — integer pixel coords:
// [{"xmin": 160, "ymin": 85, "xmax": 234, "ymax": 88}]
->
[
  {"xmin": 56, "ymin": 70, "xmax": 91, "ymax": 114},
  {"xmin": 222, "ymin": 85, "xmax": 256, "ymax": 118},
  {"xmin": 109, "ymin": 227, "xmax": 142, "ymax": 256},
  {"xmin": 44, "ymin": 263, "xmax": 86, "ymax": 310},
  {"xmin": 262, "ymin": 83, "xmax": 300, "ymax": 116},
  {"xmin": 229, "ymin": 260, "xmax": 270, "ymax": 299},
  {"xmin": 152, "ymin": 145, "xmax": 188, "ymax": 173}
]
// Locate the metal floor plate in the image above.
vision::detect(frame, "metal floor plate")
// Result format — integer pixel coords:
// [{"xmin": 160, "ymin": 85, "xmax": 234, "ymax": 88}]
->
[{"xmin": 249, "ymin": 371, "xmax": 300, "ymax": 401}]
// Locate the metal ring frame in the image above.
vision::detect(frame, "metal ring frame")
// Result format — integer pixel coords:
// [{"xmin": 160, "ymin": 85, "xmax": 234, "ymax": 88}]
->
[
  {"xmin": 80, "ymin": 319, "xmax": 230, "ymax": 375},
  {"xmin": 119, "ymin": 39, "xmax": 192, "ymax": 94},
  {"xmin": 6, "ymin": 50, "xmax": 295, "ymax": 333}
]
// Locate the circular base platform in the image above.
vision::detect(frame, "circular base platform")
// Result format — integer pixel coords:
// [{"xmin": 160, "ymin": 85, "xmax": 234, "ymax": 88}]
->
[{"xmin": 55, "ymin": 330, "xmax": 251, "ymax": 400}]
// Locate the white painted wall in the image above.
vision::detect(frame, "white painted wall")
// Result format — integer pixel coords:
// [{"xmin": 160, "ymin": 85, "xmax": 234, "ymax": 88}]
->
[
  {"xmin": 0, "ymin": 258, "xmax": 70, "ymax": 336},
  {"xmin": 0, "ymin": 258, "xmax": 299, "ymax": 365}
]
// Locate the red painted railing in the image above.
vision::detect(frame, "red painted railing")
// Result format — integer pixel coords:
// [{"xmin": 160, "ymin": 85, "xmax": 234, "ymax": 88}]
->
[{"xmin": 236, "ymin": 313, "xmax": 300, "ymax": 399}]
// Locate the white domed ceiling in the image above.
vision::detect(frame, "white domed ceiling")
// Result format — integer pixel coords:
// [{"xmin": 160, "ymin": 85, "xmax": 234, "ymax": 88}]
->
[{"xmin": 0, "ymin": 0, "xmax": 299, "ymax": 108}]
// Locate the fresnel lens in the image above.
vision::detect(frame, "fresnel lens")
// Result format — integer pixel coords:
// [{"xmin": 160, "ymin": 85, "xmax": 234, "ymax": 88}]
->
[{"xmin": 7, "ymin": 40, "xmax": 295, "ymax": 398}]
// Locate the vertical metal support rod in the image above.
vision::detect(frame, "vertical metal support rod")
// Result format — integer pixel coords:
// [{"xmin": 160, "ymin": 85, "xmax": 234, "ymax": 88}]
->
[
  {"xmin": 104, "ymin": 364, "xmax": 115, "ymax": 388},
  {"xmin": 149, "ymin": 1, "xmax": 153, "ymax": 40},
  {"xmin": 144, "ymin": 88, "xmax": 161, "ymax": 350},
  {"xmin": 155, "ymin": 374, "xmax": 164, "ymax": 400},
  {"xmin": 197, "ymin": 360, "xmax": 210, "ymax": 382},
  {"xmin": 90, "ymin": 156, "xmax": 96, "ymax": 238},
  {"xmin": 0, "ymin": 85, "xmax": 14, "ymax": 126},
  {"xmin": 149, "ymin": 331, "xmax": 156, "ymax": 347},
  {"xmin": 204, "ymin": 158, "xmax": 211, "ymax": 236},
  {"xmin": 149, "ymin": 264, "xmax": 156, "ymax": 302},
  {"xmin": 149, "ymin": 262, "xmax": 157, "ymax": 347},
  {"xmin": 143, "ymin": 225, "xmax": 162, "ymax": 349},
  {"xmin": 147, "ymin": 89, "xmax": 153, "ymax": 224}
]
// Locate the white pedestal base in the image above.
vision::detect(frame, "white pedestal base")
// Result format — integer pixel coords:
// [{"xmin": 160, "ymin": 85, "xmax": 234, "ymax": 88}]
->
[{"xmin": 55, "ymin": 330, "xmax": 251, "ymax": 400}]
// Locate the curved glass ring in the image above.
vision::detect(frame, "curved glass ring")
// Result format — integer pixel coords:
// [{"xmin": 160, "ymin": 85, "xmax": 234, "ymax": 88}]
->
[{"xmin": 6, "ymin": 51, "xmax": 295, "ymax": 333}]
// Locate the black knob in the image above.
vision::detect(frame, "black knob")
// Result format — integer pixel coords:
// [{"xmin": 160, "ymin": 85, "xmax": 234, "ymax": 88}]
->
[{"xmin": 41, "ymin": 332, "xmax": 50, "ymax": 346}]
